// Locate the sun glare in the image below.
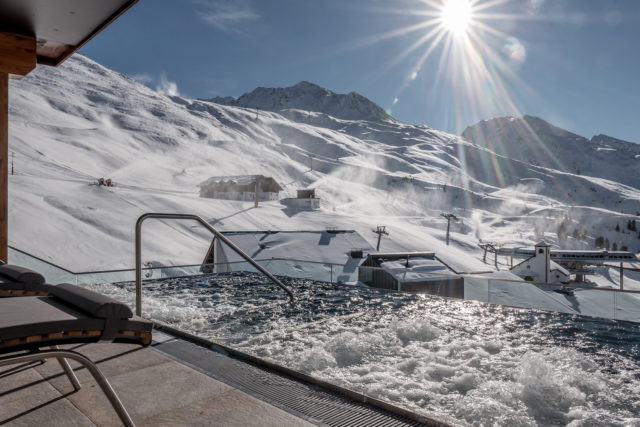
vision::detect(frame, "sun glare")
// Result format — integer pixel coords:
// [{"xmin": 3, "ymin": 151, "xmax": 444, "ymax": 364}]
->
[
  {"xmin": 440, "ymin": 0, "xmax": 473, "ymax": 36},
  {"xmin": 356, "ymin": 0, "xmax": 535, "ymax": 135}
]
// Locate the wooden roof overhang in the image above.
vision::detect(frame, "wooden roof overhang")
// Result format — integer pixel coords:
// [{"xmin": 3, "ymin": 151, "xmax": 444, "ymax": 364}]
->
[
  {"xmin": 0, "ymin": 0, "xmax": 139, "ymax": 261},
  {"xmin": 0, "ymin": 0, "xmax": 139, "ymax": 68}
]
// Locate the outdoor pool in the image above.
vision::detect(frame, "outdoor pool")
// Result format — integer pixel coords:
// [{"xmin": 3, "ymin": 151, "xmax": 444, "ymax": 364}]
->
[{"xmin": 87, "ymin": 272, "xmax": 640, "ymax": 426}]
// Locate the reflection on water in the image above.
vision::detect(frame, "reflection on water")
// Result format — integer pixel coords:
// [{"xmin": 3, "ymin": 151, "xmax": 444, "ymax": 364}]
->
[{"xmin": 89, "ymin": 273, "xmax": 640, "ymax": 426}]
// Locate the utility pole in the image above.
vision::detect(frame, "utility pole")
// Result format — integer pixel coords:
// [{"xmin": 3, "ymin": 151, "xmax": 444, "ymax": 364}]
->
[
  {"xmin": 255, "ymin": 107, "xmax": 258, "ymax": 120},
  {"xmin": 372, "ymin": 226, "xmax": 389, "ymax": 251},
  {"xmin": 309, "ymin": 154, "xmax": 314, "ymax": 171},
  {"xmin": 254, "ymin": 177, "xmax": 259, "ymax": 208},
  {"xmin": 440, "ymin": 213, "xmax": 457, "ymax": 245},
  {"xmin": 479, "ymin": 242, "xmax": 498, "ymax": 268}
]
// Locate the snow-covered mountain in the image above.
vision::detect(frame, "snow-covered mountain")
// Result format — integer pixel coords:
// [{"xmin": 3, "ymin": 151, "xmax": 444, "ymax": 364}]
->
[
  {"xmin": 8, "ymin": 55, "xmax": 640, "ymax": 273},
  {"xmin": 462, "ymin": 115, "xmax": 640, "ymax": 187},
  {"xmin": 204, "ymin": 80, "xmax": 391, "ymax": 122}
]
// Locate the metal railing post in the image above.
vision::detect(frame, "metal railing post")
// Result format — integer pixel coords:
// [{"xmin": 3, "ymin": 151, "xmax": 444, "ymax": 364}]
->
[{"xmin": 135, "ymin": 213, "xmax": 295, "ymax": 316}]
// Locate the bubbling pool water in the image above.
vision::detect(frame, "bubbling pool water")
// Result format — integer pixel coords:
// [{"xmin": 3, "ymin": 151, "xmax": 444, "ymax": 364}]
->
[{"xmin": 88, "ymin": 273, "xmax": 640, "ymax": 426}]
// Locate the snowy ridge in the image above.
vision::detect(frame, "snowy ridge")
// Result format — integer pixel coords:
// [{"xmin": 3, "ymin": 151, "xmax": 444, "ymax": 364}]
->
[
  {"xmin": 462, "ymin": 115, "xmax": 640, "ymax": 187},
  {"xmin": 8, "ymin": 55, "xmax": 640, "ymax": 275},
  {"xmin": 205, "ymin": 81, "xmax": 392, "ymax": 123}
]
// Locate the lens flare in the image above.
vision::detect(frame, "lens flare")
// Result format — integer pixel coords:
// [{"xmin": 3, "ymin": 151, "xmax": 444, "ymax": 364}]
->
[
  {"xmin": 440, "ymin": 0, "xmax": 473, "ymax": 36},
  {"xmin": 330, "ymin": 0, "xmax": 574, "ymax": 197}
]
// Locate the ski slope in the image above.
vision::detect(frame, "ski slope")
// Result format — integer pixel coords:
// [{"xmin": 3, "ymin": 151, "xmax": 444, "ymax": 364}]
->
[{"xmin": 8, "ymin": 55, "xmax": 640, "ymax": 283}]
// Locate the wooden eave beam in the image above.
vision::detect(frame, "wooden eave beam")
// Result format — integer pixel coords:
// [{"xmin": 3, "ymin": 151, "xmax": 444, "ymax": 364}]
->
[
  {"xmin": 0, "ymin": 31, "xmax": 36, "ymax": 76},
  {"xmin": 36, "ymin": 0, "xmax": 139, "ymax": 66},
  {"xmin": 0, "ymin": 31, "xmax": 35, "ymax": 261}
]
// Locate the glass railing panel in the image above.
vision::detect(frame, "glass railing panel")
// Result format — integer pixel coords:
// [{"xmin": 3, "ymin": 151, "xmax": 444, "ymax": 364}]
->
[
  {"xmin": 200, "ymin": 262, "xmax": 268, "ymax": 276},
  {"xmin": 8, "ymin": 246, "xmax": 640, "ymax": 325},
  {"xmin": 488, "ymin": 280, "xmax": 615, "ymax": 319},
  {"xmin": 76, "ymin": 270, "xmax": 136, "ymax": 285},
  {"xmin": 157, "ymin": 264, "xmax": 204, "ymax": 279},
  {"xmin": 569, "ymin": 288, "xmax": 616, "ymax": 320},
  {"xmin": 614, "ymin": 291, "xmax": 640, "ymax": 323},
  {"xmin": 219, "ymin": 261, "xmax": 259, "ymax": 274},
  {"xmin": 330, "ymin": 263, "xmax": 359, "ymax": 285},
  {"xmin": 256, "ymin": 259, "xmax": 332, "ymax": 283},
  {"xmin": 75, "ymin": 264, "xmax": 210, "ymax": 286},
  {"xmin": 463, "ymin": 276, "xmax": 490, "ymax": 302},
  {"xmin": 7, "ymin": 247, "xmax": 77, "ymax": 284}
]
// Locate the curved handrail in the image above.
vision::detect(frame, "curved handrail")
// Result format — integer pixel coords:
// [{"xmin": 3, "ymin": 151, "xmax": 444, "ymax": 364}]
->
[{"xmin": 135, "ymin": 213, "xmax": 295, "ymax": 315}]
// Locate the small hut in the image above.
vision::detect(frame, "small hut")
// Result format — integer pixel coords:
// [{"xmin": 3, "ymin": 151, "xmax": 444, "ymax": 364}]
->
[{"xmin": 281, "ymin": 188, "xmax": 320, "ymax": 210}]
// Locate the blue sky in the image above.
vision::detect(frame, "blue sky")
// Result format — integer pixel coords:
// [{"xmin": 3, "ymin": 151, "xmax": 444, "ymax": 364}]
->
[{"xmin": 81, "ymin": 0, "xmax": 640, "ymax": 142}]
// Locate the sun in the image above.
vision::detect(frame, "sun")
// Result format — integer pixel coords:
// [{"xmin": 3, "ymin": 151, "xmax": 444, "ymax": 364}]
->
[{"xmin": 440, "ymin": 0, "xmax": 473, "ymax": 37}]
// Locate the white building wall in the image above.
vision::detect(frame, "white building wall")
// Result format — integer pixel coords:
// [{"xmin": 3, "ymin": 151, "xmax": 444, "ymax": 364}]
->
[
  {"xmin": 511, "ymin": 245, "xmax": 570, "ymax": 284},
  {"xmin": 209, "ymin": 191, "xmax": 278, "ymax": 202},
  {"xmin": 281, "ymin": 197, "xmax": 320, "ymax": 210},
  {"xmin": 530, "ymin": 245, "xmax": 550, "ymax": 282}
]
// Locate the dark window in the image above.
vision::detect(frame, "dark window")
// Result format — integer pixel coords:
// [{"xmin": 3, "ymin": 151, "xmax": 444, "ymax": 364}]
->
[{"xmin": 538, "ymin": 249, "xmax": 544, "ymax": 254}]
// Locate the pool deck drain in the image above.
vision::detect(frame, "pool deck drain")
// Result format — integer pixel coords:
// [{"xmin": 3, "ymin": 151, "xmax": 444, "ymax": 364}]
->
[{"xmin": 152, "ymin": 326, "xmax": 448, "ymax": 427}]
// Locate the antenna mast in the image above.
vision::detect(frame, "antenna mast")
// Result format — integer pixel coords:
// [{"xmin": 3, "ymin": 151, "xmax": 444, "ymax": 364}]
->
[
  {"xmin": 440, "ymin": 213, "xmax": 457, "ymax": 246},
  {"xmin": 372, "ymin": 226, "xmax": 389, "ymax": 251}
]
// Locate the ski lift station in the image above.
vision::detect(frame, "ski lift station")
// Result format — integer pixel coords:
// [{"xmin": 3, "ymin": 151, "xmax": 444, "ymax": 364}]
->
[
  {"xmin": 199, "ymin": 175, "xmax": 282, "ymax": 202},
  {"xmin": 488, "ymin": 241, "xmax": 637, "ymax": 286}
]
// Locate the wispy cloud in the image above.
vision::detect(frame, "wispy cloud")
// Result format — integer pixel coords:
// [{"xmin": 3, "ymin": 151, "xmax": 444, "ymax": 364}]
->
[
  {"xmin": 130, "ymin": 72, "xmax": 180, "ymax": 97},
  {"xmin": 131, "ymin": 73, "xmax": 155, "ymax": 85},
  {"xmin": 193, "ymin": 0, "xmax": 260, "ymax": 33},
  {"xmin": 156, "ymin": 73, "xmax": 180, "ymax": 96}
]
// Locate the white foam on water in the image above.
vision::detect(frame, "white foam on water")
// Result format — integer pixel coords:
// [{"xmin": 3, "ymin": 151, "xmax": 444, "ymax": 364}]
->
[{"xmin": 84, "ymin": 277, "xmax": 640, "ymax": 426}]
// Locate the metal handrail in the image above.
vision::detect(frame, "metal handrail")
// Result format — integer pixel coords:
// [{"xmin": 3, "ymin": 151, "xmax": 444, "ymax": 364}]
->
[{"xmin": 135, "ymin": 213, "xmax": 295, "ymax": 315}]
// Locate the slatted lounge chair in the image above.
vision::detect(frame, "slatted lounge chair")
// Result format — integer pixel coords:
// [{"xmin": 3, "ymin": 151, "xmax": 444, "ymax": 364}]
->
[
  {"xmin": 0, "ymin": 278, "xmax": 152, "ymax": 427},
  {"xmin": 0, "ymin": 264, "xmax": 51, "ymax": 296}
]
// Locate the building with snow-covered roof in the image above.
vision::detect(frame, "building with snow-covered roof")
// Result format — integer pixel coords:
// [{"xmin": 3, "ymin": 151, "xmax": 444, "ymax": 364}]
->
[
  {"xmin": 281, "ymin": 188, "xmax": 320, "ymax": 210},
  {"xmin": 199, "ymin": 175, "xmax": 282, "ymax": 202},
  {"xmin": 510, "ymin": 241, "xmax": 570, "ymax": 284},
  {"xmin": 359, "ymin": 252, "xmax": 464, "ymax": 298},
  {"xmin": 201, "ymin": 230, "xmax": 373, "ymax": 282}
]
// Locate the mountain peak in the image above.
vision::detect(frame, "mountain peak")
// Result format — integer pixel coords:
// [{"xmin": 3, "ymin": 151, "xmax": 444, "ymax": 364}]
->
[
  {"xmin": 463, "ymin": 115, "xmax": 585, "ymax": 142},
  {"xmin": 590, "ymin": 133, "xmax": 636, "ymax": 146},
  {"xmin": 291, "ymin": 80, "xmax": 325, "ymax": 91},
  {"xmin": 203, "ymin": 81, "xmax": 391, "ymax": 123}
]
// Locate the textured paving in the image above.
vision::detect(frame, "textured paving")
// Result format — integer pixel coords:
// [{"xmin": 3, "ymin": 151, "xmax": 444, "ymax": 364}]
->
[
  {"xmin": 154, "ymin": 337, "xmax": 432, "ymax": 427},
  {"xmin": 0, "ymin": 333, "xmax": 315, "ymax": 426}
]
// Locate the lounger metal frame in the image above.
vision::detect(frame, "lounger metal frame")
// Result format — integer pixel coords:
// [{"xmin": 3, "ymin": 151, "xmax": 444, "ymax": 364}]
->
[{"xmin": 0, "ymin": 347, "xmax": 134, "ymax": 426}]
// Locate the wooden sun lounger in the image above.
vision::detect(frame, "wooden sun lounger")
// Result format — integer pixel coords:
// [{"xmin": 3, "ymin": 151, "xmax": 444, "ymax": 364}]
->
[
  {"xmin": 0, "ymin": 266, "xmax": 152, "ymax": 427},
  {"xmin": 0, "ymin": 264, "xmax": 52, "ymax": 296}
]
